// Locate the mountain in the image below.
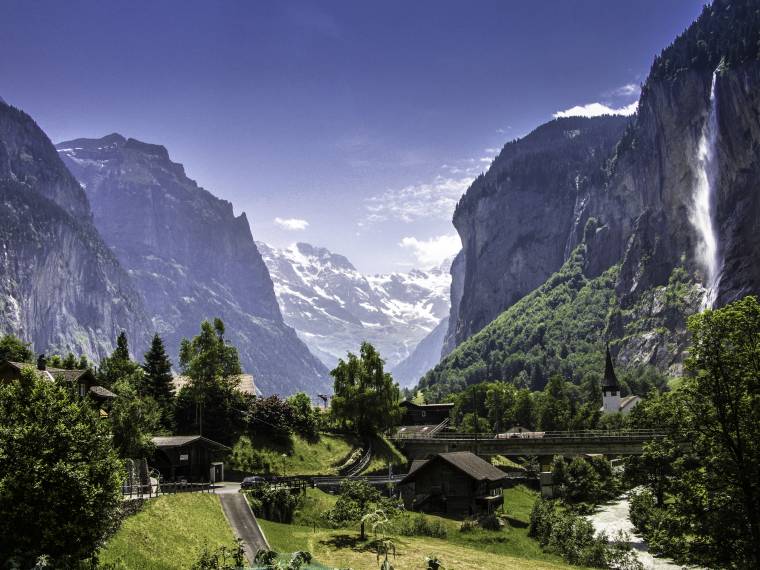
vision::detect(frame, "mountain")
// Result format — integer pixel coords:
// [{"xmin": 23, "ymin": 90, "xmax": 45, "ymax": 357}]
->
[
  {"xmin": 443, "ymin": 115, "xmax": 630, "ymax": 351},
  {"xmin": 257, "ymin": 242, "xmax": 451, "ymax": 375},
  {"xmin": 0, "ymin": 101, "xmax": 150, "ymax": 359},
  {"xmin": 391, "ymin": 317, "xmax": 449, "ymax": 388},
  {"xmin": 56, "ymin": 135, "xmax": 329, "ymax": 395},
  {"xmin": 423, "ymin": 0, "xmax": 760, "ymax": 398}
]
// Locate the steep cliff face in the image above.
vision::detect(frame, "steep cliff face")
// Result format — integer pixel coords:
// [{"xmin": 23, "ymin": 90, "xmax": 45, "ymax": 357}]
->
[
  {"xmin": 573, "ymin": 2, "xmax": 760, "ymax": 372},
  {"xmin": 446, "ymin": 116, "xmax": 629, "ymax": 348},
  {"xmin": 0, "ymin": 102, "xmax": 149, "ymax": 358},
  {"xmin": 421, "ymin": 0, "xmax": 760, "ymax": 395},
  {"xmin": 57, "ymin": 135, "xmax": 329, "ymax": 395}
]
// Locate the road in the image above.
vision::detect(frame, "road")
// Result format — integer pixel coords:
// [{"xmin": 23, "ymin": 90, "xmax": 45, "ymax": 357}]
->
[{"xmin": 219, "ymin": 493, "xmax": 269, "ymax": 562}]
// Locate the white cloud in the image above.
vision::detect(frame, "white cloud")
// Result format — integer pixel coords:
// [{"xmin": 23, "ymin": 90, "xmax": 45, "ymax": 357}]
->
[
  {"xmin": 274, "ymin": 217, "xmax": 309, "ymax": 231},
  {"xmin": 399, "ymin": 233, "xmax": 461, "ymax": 267},
  {"xmin": 363, "ymin": 176, "xmax": 472, "ymax": 224},
  {"xmin": 553, "ymin": 100, "xmax": 638, "ymax": 119},
  {"xmin": 610, "ymin": 83, "xmax": 640, "ymax": 98}
]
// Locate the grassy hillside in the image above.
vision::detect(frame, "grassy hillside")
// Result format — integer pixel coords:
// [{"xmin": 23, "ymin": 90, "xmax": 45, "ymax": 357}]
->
[
  {"xmin": 260, "ymin": 486, "xmax": 573, "ymax": 570},
  {"xmin": 99, "ymin": 494, "xmax": 237, "ymax": 569},
  {"xmin": 420, "ymin": 247, "xmax": 618, "ymax": 400}
]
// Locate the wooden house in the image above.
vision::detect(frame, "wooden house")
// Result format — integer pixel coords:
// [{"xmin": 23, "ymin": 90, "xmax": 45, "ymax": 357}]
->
[
  {"xmin": 400, "ymin": 451, "xmax": 507, "ymax": 517},
  {"xmin": 0, "ymin": 357, "xmax": 116, "ymax": 404},
  {"xmin": 150, "ymin": 435, "xmax": 230, "ymax": 482},
  {"xmin": 399, "ymin": 400, "xmax": 454, "ymax": 425}
]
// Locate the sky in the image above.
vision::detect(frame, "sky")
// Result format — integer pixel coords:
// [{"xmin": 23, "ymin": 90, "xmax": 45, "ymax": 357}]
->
[{"xmin": 1, "ymin": 0, "xmax": 706, "ymax": 274}]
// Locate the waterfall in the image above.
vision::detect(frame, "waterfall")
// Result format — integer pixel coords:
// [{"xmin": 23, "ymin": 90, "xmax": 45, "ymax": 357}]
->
[{"xmin": 692, "ymin": 72, "xmax": 721, "ymax": 309}]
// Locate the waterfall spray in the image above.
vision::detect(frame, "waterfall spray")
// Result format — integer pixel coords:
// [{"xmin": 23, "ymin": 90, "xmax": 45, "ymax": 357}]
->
[{"xmin": 692, "ymin": 71, "xmax": 722, "ymax": 309}]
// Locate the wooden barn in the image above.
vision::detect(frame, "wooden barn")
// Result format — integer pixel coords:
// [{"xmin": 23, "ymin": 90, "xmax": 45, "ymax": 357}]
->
[
  {"xmin": 399, "ymin": 400, "xmax": 454, "ymax": 425},
  {"xmin": 150, "ymin": 435, "xmax": 230, "ymax": 482},
  {"xmin": 400, "ymin": 451, "xmax": 507, "ymax": 517}
]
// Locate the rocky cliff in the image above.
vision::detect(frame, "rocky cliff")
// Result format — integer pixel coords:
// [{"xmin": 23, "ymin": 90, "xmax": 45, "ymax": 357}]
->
[
  {"xmin": 424, "ymin": 0, "xmax": 760, "ymax": 395},
  {"xmin": 57, "ymin": 135, "xmax": 329, "ymax": 395},
  {"xmin": 444, "ymin": 116, "xmax": 629, "ymax": 349},
  {"xmin": 0, "ymin": 101, "xmax": 150, "ymax": 359}
]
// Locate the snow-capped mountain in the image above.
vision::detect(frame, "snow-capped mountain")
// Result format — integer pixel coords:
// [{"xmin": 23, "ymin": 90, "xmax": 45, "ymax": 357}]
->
[{"xmin": 257, "ymin": 242, "xmax": 451, "ymax": 379}]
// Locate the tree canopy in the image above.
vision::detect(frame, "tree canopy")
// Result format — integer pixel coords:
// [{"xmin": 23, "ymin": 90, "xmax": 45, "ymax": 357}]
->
[
  {"xmin": 330, "ymin": 342, "xmax": 402, "ymax": 435},
  {"xmin": 0, "ymin": 367, "xmax": 122, "ymax": 566}
]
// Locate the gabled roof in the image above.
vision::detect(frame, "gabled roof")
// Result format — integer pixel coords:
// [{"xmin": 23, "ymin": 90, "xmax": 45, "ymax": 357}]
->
[
  {"xmin": 602, "ymin": 346, "xmax": 620, "ymax": 391},
  {"xmin": 400, "ymin": 400, "xmax": 454, "ymax": 410},
  {"xmin": 172, "ymin": 374, "xmax": 257, "ymax": 395},
  {"xmin": 401, "ymin": 452, "xmax": 506, "ymax": 485},
  {"xmin": 6, "ymin": 361, "xmax": 94, "ymax": 383},
  {"xmin": 89, "ymin": 385, "xmax": 117, "ymax": 399},
  {"xmin": 152, "ymin": 435, "xmax": 230, "ymax": 450}
]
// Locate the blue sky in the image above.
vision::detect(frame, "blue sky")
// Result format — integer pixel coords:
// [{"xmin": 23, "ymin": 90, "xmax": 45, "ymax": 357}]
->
[{"xmin": 2, "ymin": 0, "xmax": 705, "ymax": 273}]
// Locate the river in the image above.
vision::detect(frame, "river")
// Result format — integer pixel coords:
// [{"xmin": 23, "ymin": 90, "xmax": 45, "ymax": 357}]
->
[{"xmin": 586, "ymin": 495, "xmax": 689, "ymax": 569}]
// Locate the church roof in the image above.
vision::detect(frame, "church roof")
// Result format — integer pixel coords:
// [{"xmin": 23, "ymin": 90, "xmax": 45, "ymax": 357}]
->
[{"xmin": 602, "ymin": 345, "xmax": 620, "ymax": 390}]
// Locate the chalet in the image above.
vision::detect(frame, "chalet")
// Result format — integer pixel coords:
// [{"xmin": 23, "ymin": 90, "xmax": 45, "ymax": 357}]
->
[
  {"xmin": 0, "ymin": 356, "xmax": 116, "ymax": 404},
  {"xmin": 150, "ymin": 435, "xmax": 230, "ymax": 482},
  {"xmin": 172, "ymin": 373, "xmax": 258, "ymax": 396},
  {"xmin": 600, "ymin": 346, "xmax": 640, "ymax": 414},
  {"xmin": 400, "ymin": 451, "xmax": 507, "ymax": 517},
  {"xmin": 400, "ymin": 400, "xmax": 454, "ymax": 425}
]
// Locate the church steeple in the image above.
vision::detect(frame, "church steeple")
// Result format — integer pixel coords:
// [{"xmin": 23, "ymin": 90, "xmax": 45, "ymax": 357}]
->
[
  {"xmin": 601, "ymin": 344, "xmax": 622, "ymax": 414},
  {"xmin": 602, "ymin": 344, "xmax": 619, "ymax": 392}
]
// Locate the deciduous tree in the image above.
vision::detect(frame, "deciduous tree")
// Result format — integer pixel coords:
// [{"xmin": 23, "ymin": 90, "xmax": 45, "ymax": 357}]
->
[{"xmin": 0, "ymin": 367, "xmax": 122, "ymax": 566}]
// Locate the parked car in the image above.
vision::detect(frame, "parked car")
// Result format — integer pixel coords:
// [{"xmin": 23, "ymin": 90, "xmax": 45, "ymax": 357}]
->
[{"xmin": 241, "ymin": 475, "xmax": 266, "ymax": 489}]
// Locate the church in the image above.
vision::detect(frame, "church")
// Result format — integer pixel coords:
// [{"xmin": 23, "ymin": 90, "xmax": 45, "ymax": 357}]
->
[{"xmin": 601, "ymin": 346, "xmax": 640, "ymax": 414}]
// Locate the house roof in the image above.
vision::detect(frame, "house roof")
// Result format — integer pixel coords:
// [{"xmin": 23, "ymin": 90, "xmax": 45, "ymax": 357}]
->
[
  {"xmin": 619, "ymin": 395, "xmax": 640, "ymax": 411},
  {"xmin": 89, "ymin": 385, "xmax": 117, "ymax": 399},
  {"xmin": 400, "ymin": 400, "xmax": 454, "ymax": 410},
  {"xmin": 152, "ymin": 435, "xmax": 231, "ymax": 450},
  {"xmin": 7, "ymin": 361, "xmax": 94, "ymax": 383},
  {"xmin": 401, "ymin": 452, "xmax": 507, "ymax": 485},
  {"xmin": 172, "ymin": 374, "xmax": 257, "ymax": 396}
]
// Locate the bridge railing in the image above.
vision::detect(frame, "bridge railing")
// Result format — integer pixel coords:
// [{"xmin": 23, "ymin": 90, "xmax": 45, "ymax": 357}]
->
[{"xmin": 391, "ymin": 428, "xmax": 665, "ymax": 441}]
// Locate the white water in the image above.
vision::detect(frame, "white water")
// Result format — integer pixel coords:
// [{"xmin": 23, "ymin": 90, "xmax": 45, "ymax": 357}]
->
[
  {"xmin": 692, "ymin": 72, "xmax": 722, "ymax": 309},
  {"xmin": 587, "ymin": 496, "xmax": 689, "ymax": 569}
]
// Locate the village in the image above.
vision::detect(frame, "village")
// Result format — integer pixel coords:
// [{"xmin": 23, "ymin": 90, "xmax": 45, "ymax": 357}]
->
[{"xmin": 1, "ymin": 331, "xmax": 664, "ymax": 570}]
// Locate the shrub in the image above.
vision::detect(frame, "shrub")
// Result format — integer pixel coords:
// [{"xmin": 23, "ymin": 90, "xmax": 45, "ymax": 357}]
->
[
  {"xmin": 245, "ymin": 486, "xmax": 301, "ymax": 523},
  {"xmin": 395, "ymin": 514, "xmax": 448, "ymax": 538},
  {"xmin": 191, "ymin": 540, "xmax": 246, "ymax": 569},
  {"xmin": 478, "ymin": 513, "xmax": 501, "ymax": 531}
]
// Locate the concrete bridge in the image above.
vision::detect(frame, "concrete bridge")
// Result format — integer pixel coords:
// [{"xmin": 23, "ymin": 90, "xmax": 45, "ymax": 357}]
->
[{"xmin": 391, "ymin": 429, "xmax": 664, "ymax": 459}]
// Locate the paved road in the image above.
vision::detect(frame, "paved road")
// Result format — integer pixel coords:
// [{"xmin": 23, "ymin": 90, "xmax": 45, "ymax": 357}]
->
[{"xmin": 219, "ymin": 493, "xmax": 269, "ymax": 562}]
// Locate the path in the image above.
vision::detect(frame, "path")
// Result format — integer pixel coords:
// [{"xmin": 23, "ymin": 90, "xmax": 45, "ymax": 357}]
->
[
  {"xmin": 587, "ymin": 495, "xmax": 690, "ymax": 569},
  {"xmin": 219, "ymin": 493, "xmax": 269, "ymax": 562}
]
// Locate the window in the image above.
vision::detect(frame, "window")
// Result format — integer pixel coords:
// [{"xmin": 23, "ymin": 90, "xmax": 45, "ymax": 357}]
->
[{"xmin": 79, "ymin": 383, "xmax": 87, "ymax": 397}]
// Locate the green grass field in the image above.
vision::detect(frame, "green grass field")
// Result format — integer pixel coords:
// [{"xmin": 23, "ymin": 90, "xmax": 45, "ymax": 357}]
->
[
  {"xmin": 260, "ymin": 485, "xmax": 574, "ymax": 570},
  {"xmin": 99, "ymin": 494, "xmax": 238, "ymax": 569}
]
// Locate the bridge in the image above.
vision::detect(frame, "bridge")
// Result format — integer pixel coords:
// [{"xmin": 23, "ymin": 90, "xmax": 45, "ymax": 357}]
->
[{"xmin": 390, "ymin": 429, "xmax": 664, "ymax": 459}]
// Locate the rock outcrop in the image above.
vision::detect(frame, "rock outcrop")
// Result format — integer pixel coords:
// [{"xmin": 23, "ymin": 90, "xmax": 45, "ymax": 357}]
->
[
  {"xmin": 57, "ymin": 135, "xmax": 329, "ymax": 395},
  {"xmin": 0, "ymin": 102, "xmax": 150, "ymax": 359}
]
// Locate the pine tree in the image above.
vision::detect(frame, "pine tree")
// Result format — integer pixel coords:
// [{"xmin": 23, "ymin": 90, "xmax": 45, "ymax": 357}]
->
[
  {"xmin": 142, "ymin": 334, "xmax": 175, "ymax": 429},
  {"xmin": 97, "ymin": 332, "xmax": 141, "ymax": 389}
]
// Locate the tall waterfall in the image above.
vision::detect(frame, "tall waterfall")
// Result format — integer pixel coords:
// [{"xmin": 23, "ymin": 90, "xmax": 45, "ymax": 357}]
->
[{"xmin": 692, "ymin": 72, "xmax": 721, "ymax": 309}]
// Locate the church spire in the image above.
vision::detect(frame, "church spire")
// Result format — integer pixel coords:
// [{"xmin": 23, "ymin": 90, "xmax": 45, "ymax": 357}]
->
[{"xmin": 602, "ymin": 344, "xmax": 619, "ymax": 391}]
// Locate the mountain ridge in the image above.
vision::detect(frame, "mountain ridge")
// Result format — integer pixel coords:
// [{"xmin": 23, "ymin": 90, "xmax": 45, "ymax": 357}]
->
[{"xmin": 57, "ymin": 133, "xmax": 330, "ymax": 395}]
